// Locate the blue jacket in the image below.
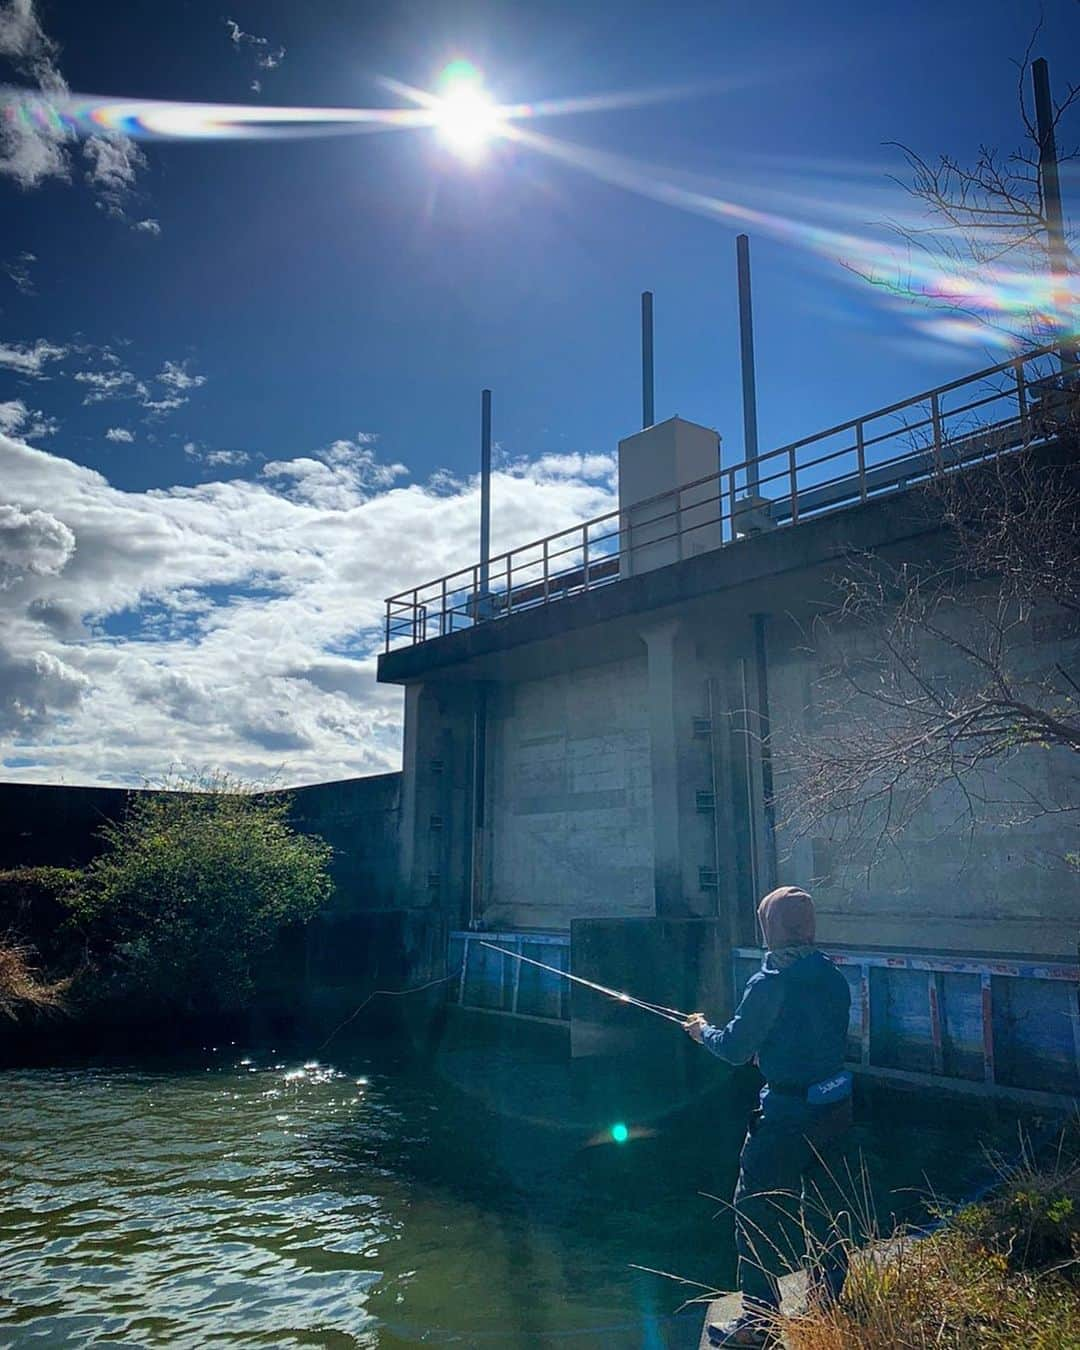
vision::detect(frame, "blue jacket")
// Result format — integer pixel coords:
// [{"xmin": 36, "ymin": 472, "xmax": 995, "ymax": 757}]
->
[{"xmin": 702, "ymin": 950, "xmax": 851, "ymax": 1119}]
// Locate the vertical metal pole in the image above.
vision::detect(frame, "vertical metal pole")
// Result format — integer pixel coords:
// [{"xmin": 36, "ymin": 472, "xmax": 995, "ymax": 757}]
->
[
  {"xmin": 737, "ymin": 234, "xmax": 761, "ymax": 494},
  {"xmin": 479, "ymin": 389, "xmax": 492, "ymax": 597},
  {"xmin": 1032, "ymin": 59, "xmax": 1075, "ymax": 372},
  {"xmin": 641, "ymin": 291, "xmax": 655, "ymax": 428}
]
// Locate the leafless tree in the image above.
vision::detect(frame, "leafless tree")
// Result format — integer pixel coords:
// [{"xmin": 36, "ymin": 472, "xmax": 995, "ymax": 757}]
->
[
  {"xmin": 856, "ymin": 29, "xmax": 1079, "ymax": 350},
  {"xmin": 778, "ymin": 439, "xmax": 1080, "ymax": 861}
]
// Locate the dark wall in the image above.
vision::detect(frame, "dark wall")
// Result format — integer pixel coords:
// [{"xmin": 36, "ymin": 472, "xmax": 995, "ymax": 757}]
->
[
  {"xmin": 288, "ymin": 774, "xmax": 403, "ymax": 912},
  {"xmin": 0, "ymin": 773, "xmax": 405, "ymax": 914},
  {"xmin": 0, "ymin": 782, "xmax": 131, "ymax": 870}
]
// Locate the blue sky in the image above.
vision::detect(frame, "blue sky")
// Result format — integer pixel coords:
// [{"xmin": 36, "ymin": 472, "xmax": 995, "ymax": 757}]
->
[{"xmin": 0, "ymin": 0, "xmax": 1077, "ymax": 785}]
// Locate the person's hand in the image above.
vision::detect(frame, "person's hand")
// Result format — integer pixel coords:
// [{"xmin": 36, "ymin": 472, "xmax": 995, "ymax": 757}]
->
[{"xmin": 683, "ymin": 1013, "xmax": 708, "ymax": 1043}]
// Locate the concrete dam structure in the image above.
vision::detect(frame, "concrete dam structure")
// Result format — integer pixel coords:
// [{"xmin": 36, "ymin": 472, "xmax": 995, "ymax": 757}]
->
[{"xmin": 378, "ymin": 346, "xmax": 1080, "ymax": 1106}]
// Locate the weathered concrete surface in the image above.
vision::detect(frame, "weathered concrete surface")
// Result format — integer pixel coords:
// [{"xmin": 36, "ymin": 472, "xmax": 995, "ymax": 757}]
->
[
  {"xmin": 483, "ymin": 656, "xmax": 654, "ymax": 929},
  {"xmin": 384, "ymin": 443, "xmax": 1079, "ymax": 964}
]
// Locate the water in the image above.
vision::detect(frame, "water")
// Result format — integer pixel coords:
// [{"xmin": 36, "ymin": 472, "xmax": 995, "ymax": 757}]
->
[{"xmin": 0, "ymin": 1032, "xmax": 1022, "ymax": 1348}]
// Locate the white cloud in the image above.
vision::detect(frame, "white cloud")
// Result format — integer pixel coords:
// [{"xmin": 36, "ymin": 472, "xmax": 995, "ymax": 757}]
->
[
  {"xmin": 84, "ymin": 132, "xmax": 148, "ymax": 219},
  {"xmin": 105, "ymin": 427, "xmax": 134, "ymax": 444},
  {"xmin": 132, "ymin": 217, "xmax": 161, "ymax": 236},
  {"xmin": 0, "ymin": 0, "xmax": 72, "ymax": 189},
  {"xmin": 0, "ymin": 500, "xmax": 75, "ymax": 588},
  {"xmin": 224, "ymin": 17, "xmax": 285, "ymax": 91},
  {"xmin": 0, "ymin": 398, "xmax": 57, "ymax": 440},
  {"xmin": 0, "ymin": 4, "xmax": 147, "ymax": 211},
  {"xmin": 73, "ymin": 367, "xmax": 143, "ymax": 403},
  {"xmin": 70, "ymin": 356, "xmax": 204, "ymax": 417},
  {"xmin": 157, "ymin": 359, "xmax": 206, "ymax": 393},
  {"xmin": 0, "ymin": 337, "xmax": 67, "ymax": 375},
  {"xmin": 0, "ymin": 428, "xmax": 617, "ymax": 786},
  {"xmin": 262, "ymin": 436, "xmax": 406, "ymax": 510},
  {"xmin": 4, "ymin": 250, "xmax": 36, "ymax": 294},
  {"xmin": 205, "ymin": 449, "xmax": 249, "ymax": 467}
]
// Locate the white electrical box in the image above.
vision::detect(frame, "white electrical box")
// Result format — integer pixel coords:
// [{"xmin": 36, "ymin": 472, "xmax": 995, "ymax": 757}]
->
[{"xmin": 617, "ymin": 416, "xmax": 721, "ymax": 576}]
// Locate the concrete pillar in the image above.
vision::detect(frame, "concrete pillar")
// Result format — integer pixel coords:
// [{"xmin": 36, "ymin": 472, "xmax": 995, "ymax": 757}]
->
[
  {"xmin": 641, "ymin": 619, "xmax": 684, "ymax": 915},
  {"xmin": 398, "ymin": 681, "xmax": 426, "ymax": 903}
]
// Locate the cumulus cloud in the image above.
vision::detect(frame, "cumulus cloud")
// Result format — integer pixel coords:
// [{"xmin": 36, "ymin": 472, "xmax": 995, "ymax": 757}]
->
[
  {"xmin": 0, "ymin": 398, "xmax": 57, "ymax": 440},
  {"xmin": 262, "ymin": 436, "xmax": 406, "ymax": 510},
  {"xmin": 105, "ymin": 426, "xmax": 134, "ymax": 444},
  {"xmin": 4, "ymin": 250, "xmax": 36, "ymax": 294},
  {"xmin": 84, "ymin": 132, "xmax": 148, "ymax": 219},
  {"xmin": 0, "ymin": 2, "xmax": 148, "ymax": 211},
  {"xmin": 0, "ymin": 0, "xmax": 72, "ymax": 188},
  {"xmin": 0, "ymin": 338, "xmax": 67, "ymax": 375},
  {"xmin": 132, "ymin": 218, "xmax": 161, "ymax": 236},
  {"xmin": 0, "ymin": 429, "xmax": 617, "ymax": 786},
  {"xmin": 0, "ymin": 500, "xmax": 75, "ymax": 588}
]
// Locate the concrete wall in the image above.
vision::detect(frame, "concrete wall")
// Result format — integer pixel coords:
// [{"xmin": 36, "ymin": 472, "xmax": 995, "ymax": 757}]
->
[
  {"xmin": 765, "ymin": 606, "xmax": 1080, "ymax": 959},
  {"xmin": 482, "ymin": 656, "xmax": 655, "ymax": 930},
  {"xmin": 0, "ymin": 782, "xmax": 131, "ymax": 870},
  {"xmin": 288, "ymin": 773, "xmax": 402, "ymax": 913}
]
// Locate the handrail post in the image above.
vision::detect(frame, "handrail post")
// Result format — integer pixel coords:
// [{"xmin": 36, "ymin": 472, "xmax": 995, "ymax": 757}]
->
[
  {"xmin": 788, "ymin": 446, "xmax": 799, "ymax": 523},
  {"xmin": 930, "ymin": 390, "xmax": 943, "ymax": 461},
  {"xmin": 506, "ymin": 552, "xmax": 512, "ymax": 613},
  {"xmin": 675, "ymin": 487, "xmax": 683, "ymax": 560},
  {"xmin": 440, "ymin": 577, "xmax": 448, "ymax": 637},
  {"xmin": 582, "ymin": 523, "xmax": 590, "ymax": 588},
  {"xmin": 856, "ymin": 421, "xmax": 867, "ymax": 502},
  {"xmin": 385, "ymin": 598, "xmax": 391, "ymax": 653},
  {"xmin": 727, "ymin": 468, "xmax": 736, "ymax": 541},
  {"xmin": 543, "ymin": 537, "xmax": 550, "ymax": 603},
  {"xmin": 1015, "ymin": 358, "xmax": 1030, "ymax": 442},
  {"xmin": 412, "ymin": 588, "xmax": 419, "ymax": 644}
]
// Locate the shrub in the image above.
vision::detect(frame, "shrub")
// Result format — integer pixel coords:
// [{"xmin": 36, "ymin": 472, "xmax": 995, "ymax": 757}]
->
[{"xmin": 66, "ymin": 778, "xmax": 333, "ymax": 1018}]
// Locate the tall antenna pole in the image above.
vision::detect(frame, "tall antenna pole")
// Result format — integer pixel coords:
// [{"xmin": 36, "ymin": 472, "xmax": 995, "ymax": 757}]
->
[
  {"xmin": 1032, "ymin": 58, "xmax": 1075, "ymax": 371},
  {"xmin": 641, "ymin": 290, "xmax": 655, "ymax": 428},
  {"xmin": 736, "ymin": 234, "xmax": 761, "ymax": 493},
  {"xmin": 479, "ymin": 388, "xmax": 492, "ymax": 597}
]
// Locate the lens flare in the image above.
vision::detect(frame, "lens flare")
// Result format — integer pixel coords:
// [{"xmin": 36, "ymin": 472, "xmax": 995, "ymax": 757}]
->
[
  {"xmin": 433, "ymin": 63, "xmax": 501, "ymax": 161},
  {"xmin": 610, "ymin": 1122, "xmax": 630, "ymax": 1144}
]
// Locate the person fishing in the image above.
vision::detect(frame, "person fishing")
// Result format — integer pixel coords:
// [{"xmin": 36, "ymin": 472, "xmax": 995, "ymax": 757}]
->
[{"xmin": 683, "ymin": 885, "xmax": 854, "ymax": 1349}]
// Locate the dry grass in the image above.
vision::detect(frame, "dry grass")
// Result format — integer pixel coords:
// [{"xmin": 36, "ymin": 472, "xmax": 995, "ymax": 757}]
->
[
  {"xmin": 766, "ymin": 1127, "xmax": 1080, "ymax": 1349},
  {"xmin": 0, "ymin": 935, "xmax": 69, "ymax": 1020}
]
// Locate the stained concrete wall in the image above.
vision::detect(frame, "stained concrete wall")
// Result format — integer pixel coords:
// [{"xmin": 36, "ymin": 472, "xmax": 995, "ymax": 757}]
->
[
  {"xmin": 382, "ymin": 442, "xmax": 1080, "ymax": 971},
  {"xmin": 482, "ymin": 656, "xmax": 655, "ymax": 929},
  {"xmin": 764, "ymin": 607, "xmax": 1080, "ymax": 960}
]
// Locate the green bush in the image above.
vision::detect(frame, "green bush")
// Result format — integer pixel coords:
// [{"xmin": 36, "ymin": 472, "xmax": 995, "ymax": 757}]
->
[{"xmin": 66, "ymin": 782, "xmax": 333, "ymax": 1018}]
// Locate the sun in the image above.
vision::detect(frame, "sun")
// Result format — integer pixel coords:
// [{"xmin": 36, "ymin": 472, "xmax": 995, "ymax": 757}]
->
[{"xmin": 433, "ymin": 61, "xmax": 501, "ymax": 161}]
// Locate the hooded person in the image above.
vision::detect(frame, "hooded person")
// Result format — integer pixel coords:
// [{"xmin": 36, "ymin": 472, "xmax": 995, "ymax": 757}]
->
[{"xmin": 684, "ymin": 886, "xmax": 854, "ymax": 1349}]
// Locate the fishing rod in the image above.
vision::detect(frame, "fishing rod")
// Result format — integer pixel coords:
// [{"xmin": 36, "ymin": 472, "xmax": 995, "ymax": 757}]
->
[{"xmin": 478, "ymin": 942, "xmax": 693, "ymax": 1026}]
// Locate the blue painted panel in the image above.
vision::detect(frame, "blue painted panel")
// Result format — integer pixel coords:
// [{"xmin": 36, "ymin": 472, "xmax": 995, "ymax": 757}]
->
[
  {"xmin": 517, "ymin": 939, "xmax": 569, "ymax": 1020},
  {"xmin": 992, "ymin": 977, "xmax": 1080, "ymax": 1095},
  {"xmin": 871, "ymin": 968, "xmax": 934, "ymax": 1074},
  {"xmin": 939, "ymin": 973, "xmax": 983, "ymax": 1081}
]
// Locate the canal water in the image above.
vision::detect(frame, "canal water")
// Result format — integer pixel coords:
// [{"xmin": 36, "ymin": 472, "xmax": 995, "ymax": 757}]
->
[{"xmin": 0, "ymin": 1027, "xmax": 1023, "ymax": 1348}]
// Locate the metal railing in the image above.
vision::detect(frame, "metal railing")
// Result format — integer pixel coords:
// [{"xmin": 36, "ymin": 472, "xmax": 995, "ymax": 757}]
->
[{"xmin": 385, "ymin": 345, "xmax": 1076, "ymax": 653}]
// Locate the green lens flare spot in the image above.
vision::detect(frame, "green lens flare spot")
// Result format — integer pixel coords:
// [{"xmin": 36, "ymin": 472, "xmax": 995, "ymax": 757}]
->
[
  {"xmin": 610, "ymin": 1122, "xmax": 630, "ymax": 1144},
  {"xmin": 440, "ymin": 59, "xmax": 481, "ymax": 89}
]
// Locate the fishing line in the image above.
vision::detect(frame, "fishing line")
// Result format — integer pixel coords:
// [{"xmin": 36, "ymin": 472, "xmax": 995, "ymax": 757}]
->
[
  {"xmin": 478, "ymin": 942, "xmax": 693, "ymax": 1024},
  {"xmin": 314, "ymin": 969, "xmax": 463, "ymax": 1054}
]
